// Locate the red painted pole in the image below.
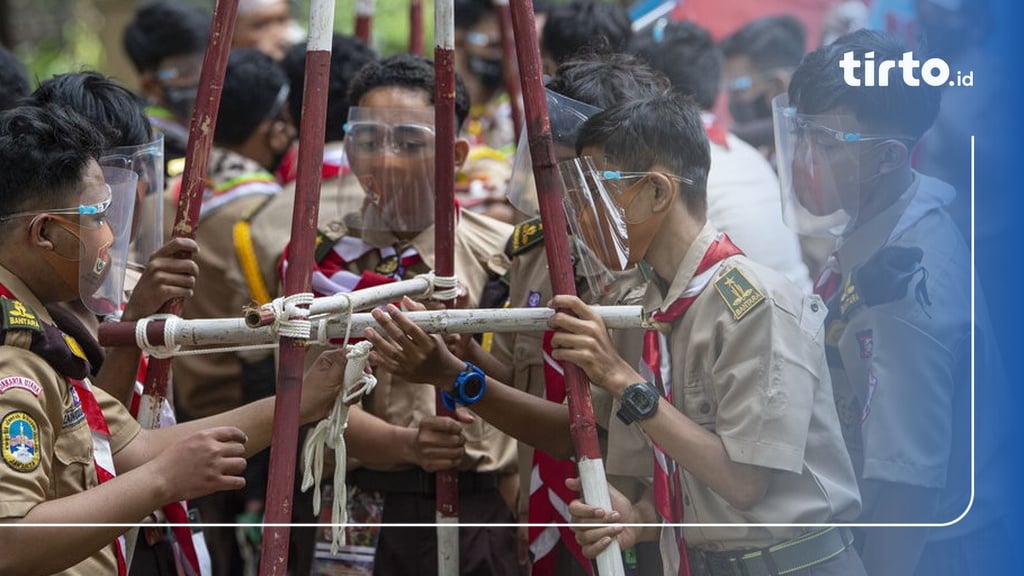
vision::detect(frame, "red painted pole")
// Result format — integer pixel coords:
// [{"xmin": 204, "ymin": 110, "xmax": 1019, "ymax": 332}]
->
[
  {"xmin": 434, "ymin": 0, "xmax": 459, "ymax": 572},
  {"xmin": 508, "ymin": 0, "xmax": 624, "ymax": 574},
  {"xmin": 355, "ymin": 0, "xmax": 374, "ymax": 45},
  {"xmin": 493, "ymin": 0, "xmax": 523, "ymax": 141},
  {"xmin": 138, "ymin": 0, "xmax": 239, "ymax": 422},
  {"xmin": 410, "ymin": 0, "xmax": 424, "ymax": 55},
  {"xmin": 257, "ymin": 0, "xmax": 335, "ymax": 573}
]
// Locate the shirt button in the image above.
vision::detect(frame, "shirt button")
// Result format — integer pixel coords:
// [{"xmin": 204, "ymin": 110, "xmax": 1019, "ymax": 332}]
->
[
  {"xmin": 700, "ymin": 402, "xmax": 711, "ymax": 415},
  {"xmin": 811, "ymin": 303, "xmax": 820, "ymax": 312},
  {"xmin": 684, "ymin": 494, "xmax": 691, "ymax": 507}
]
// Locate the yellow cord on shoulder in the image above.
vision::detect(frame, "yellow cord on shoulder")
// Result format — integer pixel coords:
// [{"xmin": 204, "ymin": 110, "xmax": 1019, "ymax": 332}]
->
[{"xmin": 233, "ymin": 220, "xmax": 272, "ymax": 305}]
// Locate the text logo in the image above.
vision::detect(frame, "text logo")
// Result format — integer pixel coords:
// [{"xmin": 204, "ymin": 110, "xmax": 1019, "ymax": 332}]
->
[{"xmin": 840, "ymin": 51, "xmax": 973, "ymax": 87}]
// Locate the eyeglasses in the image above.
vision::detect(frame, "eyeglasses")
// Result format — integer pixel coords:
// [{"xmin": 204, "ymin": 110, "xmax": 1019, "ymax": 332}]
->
[
  {"xmin": 0, "ymin": 189, "xmax": 113, "ymax": 229},
  {"xmin": 783, "ymin": 109, "xmax": 914, "ymax": 146},
  {"xmin": 344, "ymin": 121, "xmax": 436, "ymax": 158},
  {"xmin": 592, "ymin": 170, "xmax": 694, "ymax": 224}
]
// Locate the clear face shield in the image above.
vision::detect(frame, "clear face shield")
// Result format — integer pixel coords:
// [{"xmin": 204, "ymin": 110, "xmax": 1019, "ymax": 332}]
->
[
  {"xmin": 344, "ymin": 107, "xmax": 436, "ymax": 246},
  {"xmin": 99, "ymin": 134, "xmax": 165, "ymax": 269},
  {"xmin": 773, "ymin": 94, "xmax": 913, "ymax": 238},
  {"xmin": 80, "ymin": 166, "xmax": 139, "ymax": 315},
  {"xmin": 559, "ymin": 155, "xmax": 692, "ymax": 298},
  {"xmin": 507, "ymin": 89, "xmax": 602, "ymax": 218}
]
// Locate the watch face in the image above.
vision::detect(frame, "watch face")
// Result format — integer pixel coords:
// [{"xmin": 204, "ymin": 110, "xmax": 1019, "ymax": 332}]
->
[
  {"xmin": 633, "ymin": 393, "xmax": 654, "ymax": 412},
  {"xmin": 462, "ymin": 374, "xmax": 484, "ymax": 399}
]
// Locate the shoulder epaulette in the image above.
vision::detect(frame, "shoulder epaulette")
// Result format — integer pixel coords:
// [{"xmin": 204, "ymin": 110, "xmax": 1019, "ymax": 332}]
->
[
  {"xmin": 0, "ymin": 297, "xmax": 90, "ymax": 379},
  {"xmin": 507, "ymin": 217, "xmax": 544, "ymax": 258}
]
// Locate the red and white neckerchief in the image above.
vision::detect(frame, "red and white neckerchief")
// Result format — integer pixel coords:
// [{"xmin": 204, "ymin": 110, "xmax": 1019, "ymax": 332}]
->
[
  {"xmin": 275, "ymin": 145, "xmax": 351, "ymax": 185},
  {"xmin": 643, "ymin": 233, "xmax": 742, "ymax": 576},
  {"xmin": 814, "ymin": 252, "xmax": 842, "ymax": 303},
  {"xmin": 528, "ymin": 331, "xmax": 592, "ymax": 576},
  {"xmin": 701, "ymin": 112, "xmax": 730, "ymax": 150},
  {"xmin": 279, "ymin": 235, "xmax": 424, "ymax": 299},
  {"xmin": 71, "ymin": 377, "xmax": 128, "ymax": 576},
  {"xmin": 130, "ymin": 356, "xmax": 212, "ymax": 576}
]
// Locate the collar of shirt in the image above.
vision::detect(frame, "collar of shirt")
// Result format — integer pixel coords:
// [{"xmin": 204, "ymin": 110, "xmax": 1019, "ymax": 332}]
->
[
  {"xmin": 836, "ymin": 173, "xmax": 921, "ymax": 274},
  {"xmin": 0, "ymin": 262, "xmax": 56, "ymax": 325},
  {"xmin": 652, "ymin": 221, "xmax": 720, "ymax": 314}
]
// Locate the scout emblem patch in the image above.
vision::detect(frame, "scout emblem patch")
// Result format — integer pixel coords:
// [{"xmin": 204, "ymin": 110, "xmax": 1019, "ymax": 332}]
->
[
  {"xmin": 375, "ymin": 255, "xmax": 399, "ymax": 276},
  {"xmin": 526, "ymin": 290, "xmax": 542, "ymax": 308},
  {"xmin": 714, "ymin": 268, "xmax": 765, "ymax": 320},
  {"xmin": 2, "ymin": 411, "xmax": 40, "ymax": 472},
  {"xmin": 63, "ymin": 384, "xmax": 86, "ymax": 430},
  {"xmin": 856, "ymin": 330, "xmax": 874, "ymax": 359},
  {"xmin": 0, "ymin": 376, "xmax": 41, "ymax": 397},
  {"xmin": 1, "ymin": 298, "xmax": 42, "ymax": 334},
  {"xmin": 510, "ymin": 218, "xmax": 543, "ymax": 256}
]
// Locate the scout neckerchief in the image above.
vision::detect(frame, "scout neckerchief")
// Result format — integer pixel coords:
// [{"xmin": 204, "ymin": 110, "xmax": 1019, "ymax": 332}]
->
[
  {"xmin": 275, "ymin": 144, "xmax": 350, "ymax": 185},
  {"xmin": 129, "ymin": 356, "xmax": 212, "ymax": 576},
  {"xmin": 529, "ymin": 330, "xmax": 592, "ymax": 576},
  {"xmin": 701, "ymin": 112, "xmax": 730, "ymax": 150},
  {"xmin": 643, "ymin": 233, "xmax": 742, "ymax": 576},
  {"xmin": 280, "ymin": 234, "xmax": 424, "ymax": 299},
  {"xmin": 0, "ymin": 283, "xmax": 127, "ymax": 576},
  {"xmin": 170, "ymin": 149, "xmax": 281, "ymax": 221}
]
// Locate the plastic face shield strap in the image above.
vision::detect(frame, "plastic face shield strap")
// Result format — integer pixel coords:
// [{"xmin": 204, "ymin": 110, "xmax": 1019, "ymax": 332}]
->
[
  {"xmin": 80, "ymin": 166, "xmax": 139, "ymax": 316},
  {"xmin": 100, "ymin": 134, "xmax": 165, "ymax": 267},
  {"xmin": 507, "ymin": 89, "xmax": 602, "ymax": 218},
  {"xmin": 344, "ymin": 107, "xmax": 437, "ymax": 244}
]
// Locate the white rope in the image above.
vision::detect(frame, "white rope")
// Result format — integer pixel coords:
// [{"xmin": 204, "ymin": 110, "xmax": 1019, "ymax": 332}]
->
[
  {"xmin": 269, "ymin": 292, "xmax": 314, "ymax": 339},
  {"xmin": 300, "ymin": 341, "xmax": 377, "ymax": 555},
  {"xmin": 135, "ymin": 314, "xmax": 183, "ymax": 359},
  {"xmin": 422, "ymin": 272, "xmax": 459, "ymax": 302}
]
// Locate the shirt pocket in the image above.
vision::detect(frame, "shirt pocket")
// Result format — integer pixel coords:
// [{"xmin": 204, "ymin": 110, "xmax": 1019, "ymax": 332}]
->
[
  {"xmin": 52, "ymin": 421, "xmax": 94, "ymax": 498},
  {"xmin": 679, "ymin": 367, "xmax": 717, "ymax": 429}
]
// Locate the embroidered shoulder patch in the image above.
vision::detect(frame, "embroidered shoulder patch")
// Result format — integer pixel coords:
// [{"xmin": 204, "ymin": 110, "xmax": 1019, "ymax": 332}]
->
[
  {"xmin": 0, "ymin": 376, "xmax": 41, "ymax": 397},
  {"xmin": 714, "ymin": 268, "xmax": 765, "ymax": 321},
  {"xmin": 1, "ymin": 298, "xmax": 42, "ymax": 334},
  {"xmin": 508, "ymin": 218, "xmax": 544, "ymax": 257},
  {"xmin": 2, "ymin": 411, "xmax": 40, "ymax": 472}
]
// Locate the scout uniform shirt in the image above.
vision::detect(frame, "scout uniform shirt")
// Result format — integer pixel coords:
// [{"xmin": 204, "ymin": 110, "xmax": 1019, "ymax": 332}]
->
[
  {"xmin": 290, "ymin": 210, "xmax": 518, "ymax": 474},
  {"xmin": 0, "ymin": 264, "xmax": 141, "ymax": 575},
  {"xmin": 166, "ymin": 148, "xmax": 282, "ymax": 418},
  {"xmin": 605, "ymin": 224, "xmax": 861, "ymax": 558},
  {"xmin": 825, "ymin": 173, "xmax": 976, "ymax": 527}
]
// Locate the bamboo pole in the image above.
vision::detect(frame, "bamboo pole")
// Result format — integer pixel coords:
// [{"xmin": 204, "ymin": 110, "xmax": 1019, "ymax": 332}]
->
[
  {"xmin": 97, "ymin": 306, "xmax": 653, "ymax": 348},
  {"xmin": 492, "ymin": 0, "xmax": 523, "ymax": 141},
  {"xmin": 354, "ymin": 0, "xmax": 375, "ymax": 45},
  {"xmin": 434, "ymin": 0, "xmax": 460, "ymax": 571},
  {"xmin": 409, "ymin": 0, "xmax": 424, "ymax": 55},
  {"xmin": 257, "ymin": 0, "xmax": 335, "ymax": 573},
  {"xmin": 508, "ymin": 0, "xmax": 625, "ymax": 574}
]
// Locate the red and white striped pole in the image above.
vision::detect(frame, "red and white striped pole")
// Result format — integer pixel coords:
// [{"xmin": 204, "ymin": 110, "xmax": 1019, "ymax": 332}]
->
[
  {"xmin": 508, "ymin": 0, "xmax": 625, "ymax": 574},
  {"xmin": 434, "ymin": 0, "xmax": 459, "ymax": 571},
  {"xmin": 492, "ymin": 0, "xmax": 523, "ymax": 141},
  {"xmin": 354, "ymin": 0, "xmax": 375, "ymax": 45},
  {"xmin": 257, "ymin": 0, "xmax": 335, "ymax": 573}
]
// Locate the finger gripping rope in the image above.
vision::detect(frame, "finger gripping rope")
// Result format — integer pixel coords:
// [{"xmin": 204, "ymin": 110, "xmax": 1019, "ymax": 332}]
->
[
  {"xmin": 270, "ymin": 292, "xmax": 314, "ymax": 339},
  {"xmin": 422, "ymin": 272, "xmax": 459, "ymax": 301},
  {"xmin": 300, "ymin": 341, "xmax": 377, "ymax": 555},
  {"xmin": 134, "ymin": 314, "xmax": 183, "ymax": 359}
]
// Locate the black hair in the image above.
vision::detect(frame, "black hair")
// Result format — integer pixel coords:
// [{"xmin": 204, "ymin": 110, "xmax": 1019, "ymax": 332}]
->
[
  {"xmin": 27, "ymin": 72, "xmax": 153, "ymax": 148},
  {"xmin": 215, "ymin": 49, "xmax": 290, "ymax": 146},
  {"xmin": 720, "ymin": 15, "xmax": 807, "ymax": 71},
  {"xmin": 576, "ymin": 92, "xmax": 710, "ymax": 213},
  {"xmin": 632, "ymin": 20, "xmax": 721, "ymax": 111},
  {"xmin": 123, "ymin": 0, "xmax": 210, "ymax": 74},
  {"xmin": 0, "ymin": 106, "xmax": 104, "ymax": 219},
  {"xmin": 0, "ymin": 46, "xmax": 30, "ymax": 112},
  {"xmin": 282, "ymin": 34, "xmax": 377, "ymax": 142},
  {"xmin": 347, "ymin": 54, "xmax": 471, "ymax": 130},
  {"xmin": 542, "ymin": 0, "xmax": 632, "ymax": 66},
  {"xmin": 788, "ymin": 29, "xmax": 939, "ymax": 140},
  {"xmin": 455, "ymin": 0, "xmax": 494, "ymax": 31},
  {"xmin": 547, "ymin": 52, "xmax": 669, "ymax": 109}
]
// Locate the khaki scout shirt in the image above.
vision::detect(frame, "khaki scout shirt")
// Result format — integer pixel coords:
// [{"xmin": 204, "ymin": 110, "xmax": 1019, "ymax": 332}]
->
[
  {"xmin": 324, "ymin": 210, "xmax": 518, "ymax": 473},
  {"xmin": 166, "ymin": 149, "xmax": 281, "ymax": 418},
  {"xmin": 604, "ymin": 224, "xmax": 861, "ymax": 552},
  {"xmin": 828, "ymin": 174, "xmax": 972, "ymax": 518},
  {"xmin": 0, "ymin": 264, "xmax": 140, "ymax": 575}
]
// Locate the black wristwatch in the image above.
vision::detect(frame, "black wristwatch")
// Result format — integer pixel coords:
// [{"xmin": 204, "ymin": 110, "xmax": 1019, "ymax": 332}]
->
[
  {"xmin": 441, "ymin": 362, "xmax": 487, "ymax": 411},
  {"xmin": 616, "ymin": 381, "xmax": 661, "ymax": 425}
]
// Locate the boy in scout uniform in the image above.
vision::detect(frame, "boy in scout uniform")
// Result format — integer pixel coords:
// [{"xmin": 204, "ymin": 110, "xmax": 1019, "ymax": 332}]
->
[
  {"xmin": 365, "ymin": 92, "xmax": 865, "ymax": 576},
  {"xmin": 0, "ymin": 96, "xmax": 351, "ymax": 576},
  {"xmin": 279, "ymin": 54, "xmax": 519, "ymax": 575},
  {"xmin": 779, "ymin": 30, "xmax": 1007, "ymax": 576}
]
